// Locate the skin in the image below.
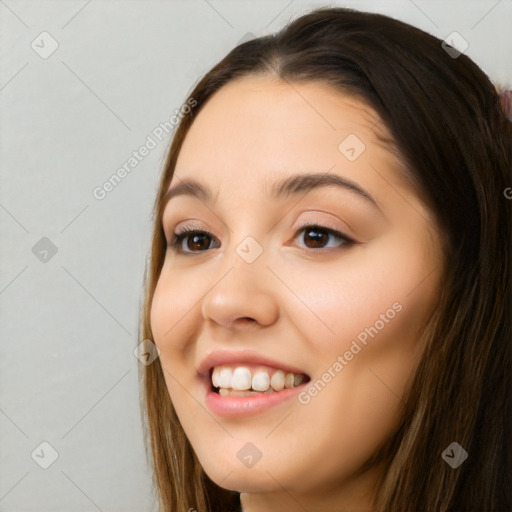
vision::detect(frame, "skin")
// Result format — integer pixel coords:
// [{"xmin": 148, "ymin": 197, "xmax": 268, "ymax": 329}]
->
[{"xmin": 150, "ymin": 76, "xmax": 444, "ymax": 512}]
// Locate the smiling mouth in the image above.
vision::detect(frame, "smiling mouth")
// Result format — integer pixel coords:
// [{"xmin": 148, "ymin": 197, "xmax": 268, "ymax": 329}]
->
[{"xmin": 208, "ymin": 365, "xmax": 311, "ymax": 397}]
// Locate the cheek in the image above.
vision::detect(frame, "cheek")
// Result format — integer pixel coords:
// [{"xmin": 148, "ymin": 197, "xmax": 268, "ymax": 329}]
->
[
  {"xmin": 150, "ymin": 263, "xmax": 202, "ymax": 352},
  {"xmin": 149, "ymin": 270, "xmax": 201, "ymax": 420},
  {"xmin": 273, "ymin": 235, "xmax": 438, "ymax": 362},
  {"xmin": 282, "ymin": 274, "xmax": 433, "ymax": 481}
]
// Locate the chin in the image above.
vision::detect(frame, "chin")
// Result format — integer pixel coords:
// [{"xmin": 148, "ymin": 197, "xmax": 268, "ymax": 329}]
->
[{"xmin": 198, "ymin": 453, "xmax": 290, "ymax": 492}]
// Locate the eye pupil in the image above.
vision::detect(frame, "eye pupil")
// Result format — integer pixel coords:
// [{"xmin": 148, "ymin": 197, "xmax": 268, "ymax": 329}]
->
[
  {"xmin": 187, "ymin": 234, "xmax": 210, "ymax": 251},
  {"xmin": 304, "ymin": 228, "xmax": 328, "ymax": 248}
]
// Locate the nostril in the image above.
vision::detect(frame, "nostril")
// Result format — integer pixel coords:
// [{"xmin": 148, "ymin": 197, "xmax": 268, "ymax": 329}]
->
[{"xmin": 235, "ymin": 317, "xmax": 257, "ymax": 326}]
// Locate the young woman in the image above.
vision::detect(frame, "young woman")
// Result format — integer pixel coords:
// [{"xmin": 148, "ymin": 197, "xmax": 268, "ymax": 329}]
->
[{"xmin": 139, "ymin": 7, "xmax": 511, "ymax": 512}]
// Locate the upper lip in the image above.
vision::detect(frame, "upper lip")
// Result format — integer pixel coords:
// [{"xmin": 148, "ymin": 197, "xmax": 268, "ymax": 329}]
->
[{"xmin": 197, "ymin": 349, "xmax": 309, "ymax": 379}]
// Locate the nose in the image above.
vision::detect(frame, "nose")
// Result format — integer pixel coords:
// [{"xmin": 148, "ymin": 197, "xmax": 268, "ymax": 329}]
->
[{"xmin": 200, "ymin": 249, "xmax": 280, "ymax": 330}]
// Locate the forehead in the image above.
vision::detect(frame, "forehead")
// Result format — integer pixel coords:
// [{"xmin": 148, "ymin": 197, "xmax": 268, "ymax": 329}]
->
[{"xmin": 173, "ymin": 76, "xmax": 408, "ymax": 201}]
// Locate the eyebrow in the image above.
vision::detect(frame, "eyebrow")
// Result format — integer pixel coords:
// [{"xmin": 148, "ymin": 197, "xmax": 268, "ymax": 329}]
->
[{"xmin": 161, "ymin": 172, "xmax": 382, "ymax": 214}]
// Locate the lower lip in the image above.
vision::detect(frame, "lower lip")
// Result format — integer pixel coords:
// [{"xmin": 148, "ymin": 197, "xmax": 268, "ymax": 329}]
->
[{"xmin": 204, "ymin": 382, "xmax": 309, "ymax": 418}]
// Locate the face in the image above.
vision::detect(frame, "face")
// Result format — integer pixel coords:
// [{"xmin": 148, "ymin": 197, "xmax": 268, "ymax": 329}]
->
[{"xmin": 150, "ymin": 76, "xmax": 444, "ymax": 510}]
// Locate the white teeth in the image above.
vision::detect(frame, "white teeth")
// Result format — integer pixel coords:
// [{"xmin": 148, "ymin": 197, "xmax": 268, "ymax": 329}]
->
[
  {"xmin": 212, "ymin": 367, "xmax": 220, "ymax": 388},
  {"xmin": 252, "ymin": 371, "xmax": 270, "ymax": 392},
  {"xmin": 232, "ymin": 367, "xmax": 252, "ymax": 391},
  {"xmin": 218, "ymin": 368, "xmax": 232, "ymax": 388},
  {"xmin": 211, "ymin": 365, "xmax": 307, "ymax": 393},
  {"xmin": 270, "ymin": 370, "xmax": 285, "ymax": 391}
]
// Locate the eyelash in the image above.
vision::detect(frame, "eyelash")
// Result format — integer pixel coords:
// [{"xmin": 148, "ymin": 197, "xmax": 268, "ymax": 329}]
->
[{"xmin": 168, "ymin": 223, "xmax": 355, "ymax": 255}]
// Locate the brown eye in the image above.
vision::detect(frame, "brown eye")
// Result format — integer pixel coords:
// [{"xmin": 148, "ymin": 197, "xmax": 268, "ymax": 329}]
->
[
  {"xmin": 303, "ymin": 227, "xmax": 329, "ymax": 248},
  {"xmin": 171, "ymin": 229, "xmax": 219, "ymax": 254},
  {"xmin": 296, "ymin": 225, "xmax": 353, "ymax": 252},
  {"xmin": 185, "ymin": 233, "xmax": 212, "ymax": 252}
]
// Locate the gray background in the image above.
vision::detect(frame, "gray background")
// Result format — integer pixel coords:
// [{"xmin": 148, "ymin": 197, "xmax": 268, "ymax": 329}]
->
[{"xmin": 1, "ymin": 0, "xmax": 510, "ymax": 510}]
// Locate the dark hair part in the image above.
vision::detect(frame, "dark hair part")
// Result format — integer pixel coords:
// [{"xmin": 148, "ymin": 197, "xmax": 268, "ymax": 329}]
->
[{"xmin": 139, "ymin": 6, "xmax": 512, "ymax": 511}]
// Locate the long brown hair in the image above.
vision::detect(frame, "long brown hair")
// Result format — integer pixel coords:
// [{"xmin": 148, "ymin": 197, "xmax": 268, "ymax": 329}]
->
[{"xmin": 138, "ymin": 7, "xmax": 512, "ymax": 511}]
